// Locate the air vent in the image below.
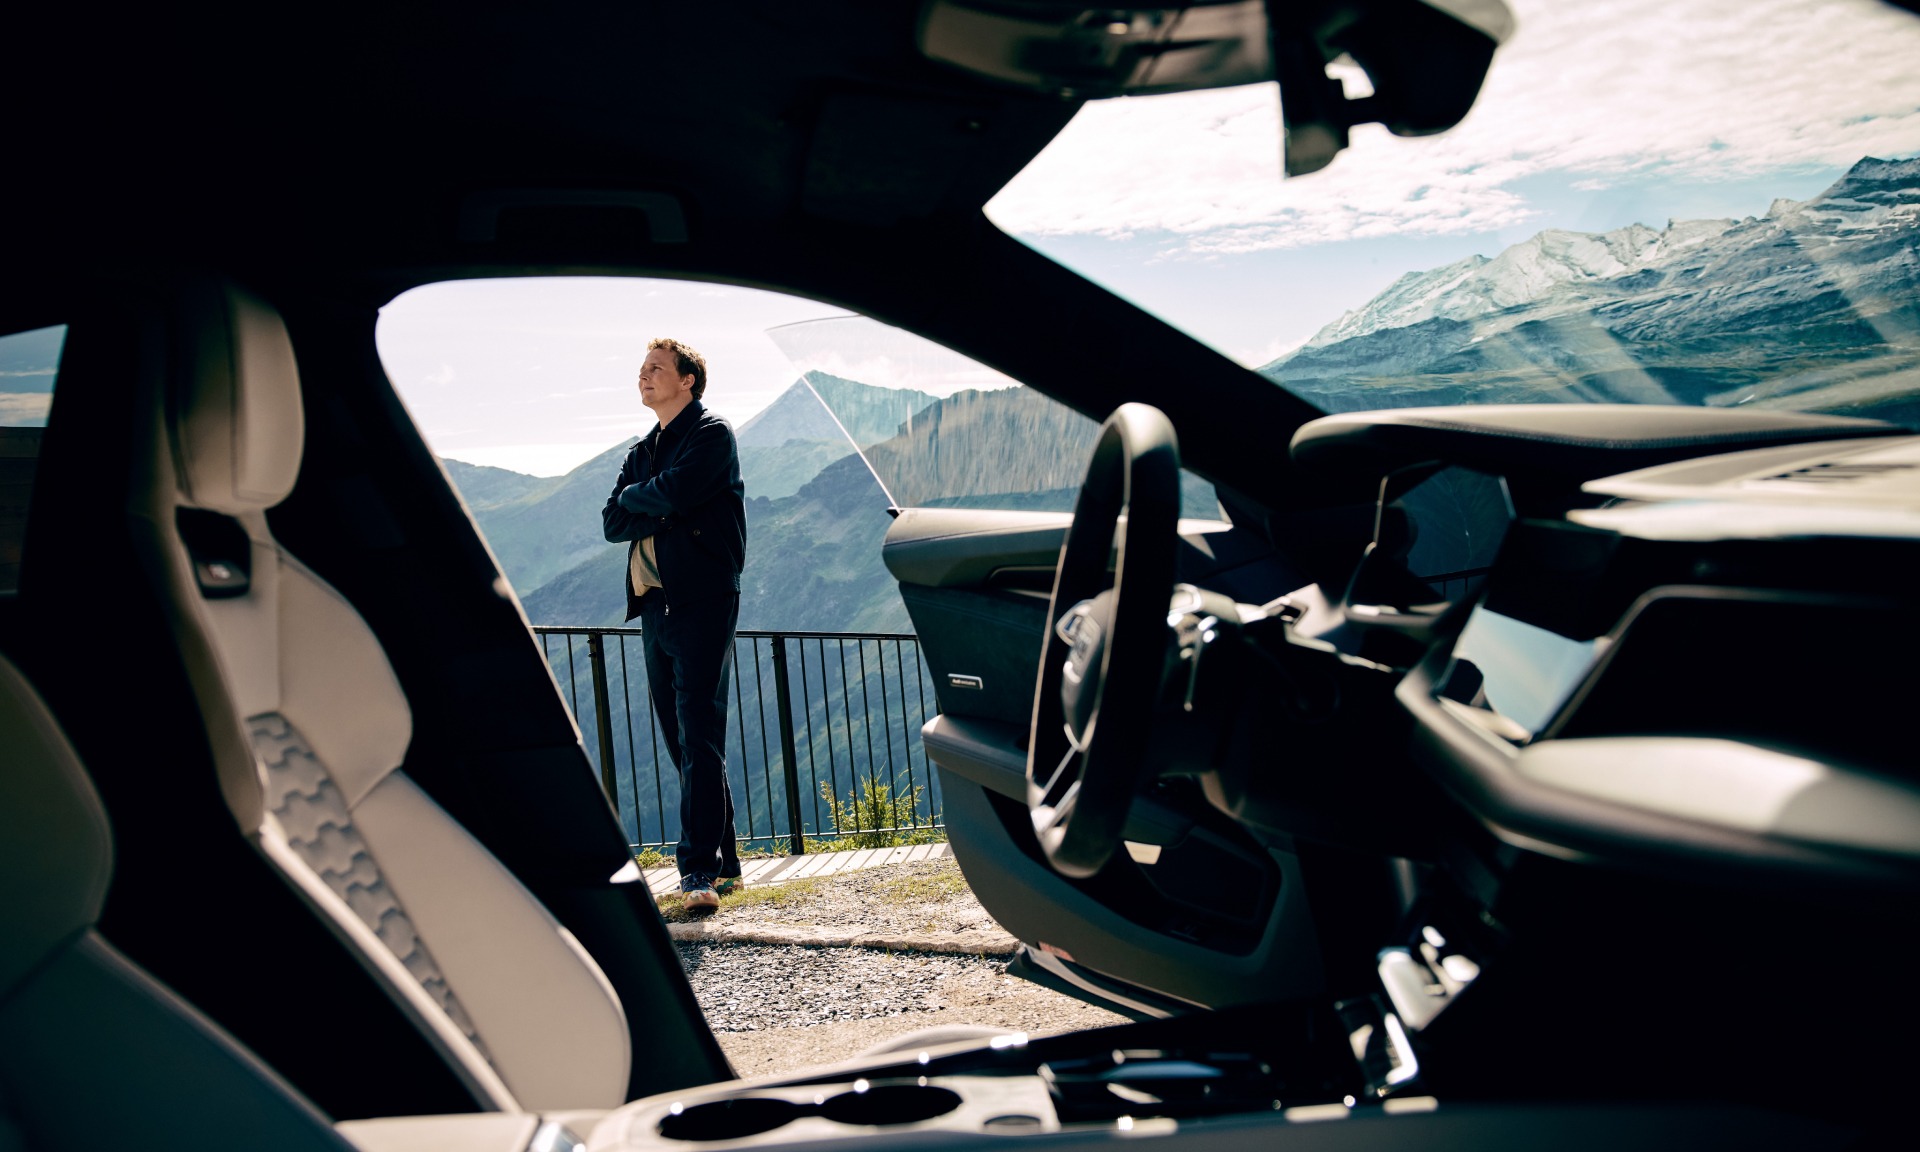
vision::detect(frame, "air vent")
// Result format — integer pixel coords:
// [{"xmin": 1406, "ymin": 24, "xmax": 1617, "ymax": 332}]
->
[{"xmin": 1759, "ymin": 461, "xmax": 1915, "ymax": 486}]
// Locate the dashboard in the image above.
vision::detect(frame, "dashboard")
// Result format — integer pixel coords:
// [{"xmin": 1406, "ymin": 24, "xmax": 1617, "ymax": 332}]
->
[
  {"xmin": 552, "ymin": 402, "xmax": 1920, "ymax": 1152},
  {"xmin": 1271, "ymin": 406, "xmax": 1920, "ymax": 887}
]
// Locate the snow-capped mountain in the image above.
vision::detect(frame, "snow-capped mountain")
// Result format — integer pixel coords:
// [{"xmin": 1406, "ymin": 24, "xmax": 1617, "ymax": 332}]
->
[
  {"xmin": 1262, "ymin": 157, "xmax": 1920, "ymax": 423},
  {"xmin": 1301, "ymin": 217, "xmax": 1738, "ymax": 350}
]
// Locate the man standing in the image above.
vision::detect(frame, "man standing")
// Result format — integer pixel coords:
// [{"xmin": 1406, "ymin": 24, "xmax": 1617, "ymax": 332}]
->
[{"xmin": 602, "ymin": 338, "xmax": 746, "ymax": 913}]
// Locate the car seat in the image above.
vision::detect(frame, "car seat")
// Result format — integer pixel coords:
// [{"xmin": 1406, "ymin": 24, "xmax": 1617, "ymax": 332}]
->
[
  {"xmin": 124, "ymin": 278, "xmax": 631, "ymax": 1112},
  {"xmin": 0, "ymin": 652, "xmax": 356, "ymax": 1151}
]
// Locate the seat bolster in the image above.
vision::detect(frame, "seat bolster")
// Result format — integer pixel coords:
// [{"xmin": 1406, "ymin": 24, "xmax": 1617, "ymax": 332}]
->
[
  {"xmin": 0, "ymin": 657, "xmax": 113, "ymax": 996},
  {"xmin": 277, "ymin": 556, "xmax": 413, "ymax": 810},
  {"xmin": 350, "ymin": 774, "xmax": 632, "ymax": 1112},
  {"xmin": 251, "ymin": 824, "xmax": 521, "ymax": 1113}
]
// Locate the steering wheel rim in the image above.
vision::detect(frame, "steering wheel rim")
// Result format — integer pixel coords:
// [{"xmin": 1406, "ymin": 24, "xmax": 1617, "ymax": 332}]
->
[{"xmin": 1026, "ymin": 403, "xmax": 1182, "ymax": 879}]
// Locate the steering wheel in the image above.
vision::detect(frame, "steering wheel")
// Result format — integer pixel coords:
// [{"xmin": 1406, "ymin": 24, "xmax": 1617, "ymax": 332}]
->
[{"xmin": 1027, "ymin": 403, "xmax": 1182, "ymax": 879}]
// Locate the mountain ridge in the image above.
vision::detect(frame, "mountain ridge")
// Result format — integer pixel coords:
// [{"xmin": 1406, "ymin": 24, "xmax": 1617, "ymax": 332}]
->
[
  {"xmin": 444, "ymin": 377, "xmax": 1107, "ymax": 630},
  {"xmin": 1275, "ymin": 156, "xmax": 1920, "ymax": 365},
  {"xmin": 737, "ymin": 372, "xmax": 941, "ymax": 449},
  {"xmin": 1262, "ymin": 156, "xmax": 1920, "ymax": 423}
]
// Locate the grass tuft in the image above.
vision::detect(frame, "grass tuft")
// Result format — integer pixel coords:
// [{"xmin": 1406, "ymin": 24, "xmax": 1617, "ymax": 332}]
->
[
  {"xmin": 873, "ymin": 868, "xmax": 968, "ymax": 905},
  {"xmin": 655, "ymin": 876, "xmax": 830, "ymax": 922}
]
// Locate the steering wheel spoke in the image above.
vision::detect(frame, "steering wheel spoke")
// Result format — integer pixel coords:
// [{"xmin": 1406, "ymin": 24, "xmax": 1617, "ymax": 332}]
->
[
  {"xmin": 1032, "ymin": 778, "xmax": 1081, "ymax": 838},
  {"xmin": 1035, "ymin": 740, "xmax": 1080, "ymax": 804}
]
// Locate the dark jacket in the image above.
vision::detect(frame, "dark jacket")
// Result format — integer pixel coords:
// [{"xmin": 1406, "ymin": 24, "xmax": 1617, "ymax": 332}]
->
[{"xmin": 601, "ymin": 401, "xmax": 746, "ymax": 620}]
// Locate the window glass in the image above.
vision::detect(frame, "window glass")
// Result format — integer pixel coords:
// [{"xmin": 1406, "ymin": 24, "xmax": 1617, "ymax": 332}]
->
[
  {"xmin": 0, "ymin": 323, "xmax": 67, "ymax": 593},
  {"xmin": 763, "ymin": 314, "xmax": 1222, "ymax": 518},
  {"xmin": 985, "ymin": 0, "xmax": 1920, "ymax": 427}
]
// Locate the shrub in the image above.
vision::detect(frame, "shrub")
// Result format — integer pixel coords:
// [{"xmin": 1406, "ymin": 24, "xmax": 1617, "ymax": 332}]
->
[{"xmin": 817, "ymin": 774, "xmax": 941, "ymax": 850}]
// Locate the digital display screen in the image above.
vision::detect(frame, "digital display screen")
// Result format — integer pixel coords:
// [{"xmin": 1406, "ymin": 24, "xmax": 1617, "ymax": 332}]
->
[{"xmin": 1447, "ymin": 606, "xmax": 1603, "ymax": 738}]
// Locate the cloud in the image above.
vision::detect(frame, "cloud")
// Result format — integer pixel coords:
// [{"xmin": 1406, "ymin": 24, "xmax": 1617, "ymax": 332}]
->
[
  {"xmin": 987, "ymin": 0, "xmax": 1920, "ymax": 253},
  {"xmin": 0, "ymin": 394, "xmax": 52, "ymax": 426},
  {"xmin": 765, "ymin": 316, "xmax": 1021, "ymax": 395},
  {"xmin": 1238, "ymin": 333, "xmax": 1311, "ymax": 368}
]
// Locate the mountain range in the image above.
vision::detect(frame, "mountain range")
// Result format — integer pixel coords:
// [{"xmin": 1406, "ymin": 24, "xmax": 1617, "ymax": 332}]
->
[
  {"xmin": 734, "ymin": 371, "xmax": 941, "ymax": 499},
  {"xmin": 448, "ymin": 372, "xmax": 1113, "ymax": 632},
  {"xmin": 450, "ymin": 157, "xmax": 1920, "ymax": 630},
  {"xmin": 1263, "ymin": 156, "xmax": 1920, "ymax": 425}
]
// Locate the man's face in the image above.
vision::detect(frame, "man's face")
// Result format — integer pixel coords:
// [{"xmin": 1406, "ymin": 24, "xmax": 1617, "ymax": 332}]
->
[{"xmin": 637, "ymin": 347, "xmax": 694, "ymax": 410}]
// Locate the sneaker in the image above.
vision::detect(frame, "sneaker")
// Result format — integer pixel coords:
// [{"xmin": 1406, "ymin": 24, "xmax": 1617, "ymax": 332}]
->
[
  {"xmin": 680, "ymin": 877, "xmax": 719, "ymax": 914},
  {"xmin": 714, "ymin": 876, "xmax": 744, "ymax": 897}
]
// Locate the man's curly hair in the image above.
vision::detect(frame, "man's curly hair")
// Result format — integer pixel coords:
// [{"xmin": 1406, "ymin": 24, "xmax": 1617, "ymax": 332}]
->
[{"xmin": 648, "ymin": 337, "xmax": 709, "ymax": 400}]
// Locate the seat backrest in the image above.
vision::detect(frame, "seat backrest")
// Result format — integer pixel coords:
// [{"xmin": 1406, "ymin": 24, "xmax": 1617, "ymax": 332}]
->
[
  {"xmin": 127, "ymin": 279, "xmax": 631, "ymax": 1113},
  {"xmin": 0, "ymin": 653, "xmax": 354, "ymax": 1152}
]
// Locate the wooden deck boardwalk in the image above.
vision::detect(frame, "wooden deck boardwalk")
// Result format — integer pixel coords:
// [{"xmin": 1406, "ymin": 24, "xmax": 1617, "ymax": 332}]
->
[{"xmin": 643, "ymin": 842, "xmax": 951, "ymax": 897}]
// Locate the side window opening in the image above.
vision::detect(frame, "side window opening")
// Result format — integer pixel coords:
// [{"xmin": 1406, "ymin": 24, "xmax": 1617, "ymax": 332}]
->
[
  {"xmin": 0, "ymin": 324, "xmax": 67, "ymax": 594},
  {"xmin": 376, "ymin": 278, "xmax": 1226, "ymax": 857},
  {"xmin": 376, "ymin": 281, "xmax": 1220, "ymax": 635}
]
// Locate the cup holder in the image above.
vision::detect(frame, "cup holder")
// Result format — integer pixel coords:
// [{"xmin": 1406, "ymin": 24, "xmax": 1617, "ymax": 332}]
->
[
  {"xmin": 658, "ymin": 1098, "xmax": 801, "ymax": 1142},
  {"xmin": 658, "ymin": 1083, "xmax": 963, "ymax": 1141},
  {"xmin": 819, "ymin": 1084, "xmax": 962, "ymax": 1126}
]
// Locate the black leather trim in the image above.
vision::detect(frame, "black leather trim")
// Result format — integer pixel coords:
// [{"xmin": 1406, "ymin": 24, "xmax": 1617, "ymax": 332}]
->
[
  {"xmin": 883, "ymin": 508, "xmax": 1073, "ymax": 588},
  {"xmin": 921, "ymin": 713, "xmax": 1029, "ymax": 801}
]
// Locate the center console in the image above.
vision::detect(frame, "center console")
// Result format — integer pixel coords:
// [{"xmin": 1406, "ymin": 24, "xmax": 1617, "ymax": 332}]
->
[{"xmin": 580, "ymin": 1010, "xmax": 1404, "ymax": 1152}]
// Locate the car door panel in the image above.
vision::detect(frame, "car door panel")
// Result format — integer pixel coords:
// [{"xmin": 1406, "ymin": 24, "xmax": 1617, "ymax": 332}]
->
[
  {"xmin": 885, "ymin": 508, "xmax": 1067, "ymax": 728},
  {"xmin": 885, "ymin": 507, "xmax": 1325, "ymax": 1011},
  {"xmin": 920, "ymin": 713, "xmax": 1027, "ymax": 799}
]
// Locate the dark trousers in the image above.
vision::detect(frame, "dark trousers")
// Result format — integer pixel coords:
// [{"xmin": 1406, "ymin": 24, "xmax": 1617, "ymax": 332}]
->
[{"xmin": 638, "ymin": 591, "xmax": 741, "ymax": 885}]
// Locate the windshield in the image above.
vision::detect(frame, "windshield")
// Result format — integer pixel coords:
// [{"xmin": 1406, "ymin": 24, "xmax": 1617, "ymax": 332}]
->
[{"xmin": 986, "ymin": 0, "xmax": 1920, "ymax": 427}]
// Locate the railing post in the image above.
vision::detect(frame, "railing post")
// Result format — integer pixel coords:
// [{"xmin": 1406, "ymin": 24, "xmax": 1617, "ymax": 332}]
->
[
  {"xmin": 586, "ymin": 632, "xmax": 620, "ymax": 807},
  {"xmin": 771, "ymin": 636, "xmax": 806, "ymax": 855}
]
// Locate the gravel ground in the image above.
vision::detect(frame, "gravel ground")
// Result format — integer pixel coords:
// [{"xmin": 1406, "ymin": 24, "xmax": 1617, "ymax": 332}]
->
[
  {"xmin": 667, "ymin": 858, "xmax": 1128, "ymax": 1078},
  {"xmin": 676, "ymin": 943, "xmax": 1005, "ymax": 1031}
]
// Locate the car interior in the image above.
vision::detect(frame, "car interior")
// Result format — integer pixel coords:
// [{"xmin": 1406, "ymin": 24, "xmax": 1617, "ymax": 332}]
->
[{"xmin": 4, "ymin": 1, "xmax": 1918, "ymax": 1150}]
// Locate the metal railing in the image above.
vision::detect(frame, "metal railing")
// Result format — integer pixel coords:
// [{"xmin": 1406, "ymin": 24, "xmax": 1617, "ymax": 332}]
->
[{"xmin": 533, "ymin": 627, "xmax": 944, "ymax": 856}]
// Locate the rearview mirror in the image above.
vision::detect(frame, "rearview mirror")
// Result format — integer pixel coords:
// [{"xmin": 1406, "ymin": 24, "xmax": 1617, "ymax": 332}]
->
[{"xmin": 916, "ymin": 0, "xmax": 1513, "ymax": 176}]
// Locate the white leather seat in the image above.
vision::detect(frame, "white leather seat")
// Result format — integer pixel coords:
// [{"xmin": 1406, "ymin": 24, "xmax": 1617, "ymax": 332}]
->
[{"xmin": 127, "ymin": 279, "xmax": 631, "ymax": 1113}]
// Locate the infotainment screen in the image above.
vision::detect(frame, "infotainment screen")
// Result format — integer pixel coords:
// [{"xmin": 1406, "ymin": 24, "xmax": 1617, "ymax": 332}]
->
[{"xmin": 1446, "ymin": 606, "xmax": 1605, "ymax": 739}]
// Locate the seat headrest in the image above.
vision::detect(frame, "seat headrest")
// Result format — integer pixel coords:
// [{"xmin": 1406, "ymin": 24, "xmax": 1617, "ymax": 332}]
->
[
  {"xmin": 0, "ymin": 655, "xmax": 114, "ymax": 996},
  {"xmin": 169, "ymin": 281, "xmax": 304, "ymax": 513}
]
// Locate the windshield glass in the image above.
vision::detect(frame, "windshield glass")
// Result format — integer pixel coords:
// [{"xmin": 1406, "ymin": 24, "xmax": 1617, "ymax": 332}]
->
[
  {"xmin": 986, "ymin": 0, "xmax": 1920, "ymax": 426},
  {"xmin": 764, "ymin": 314, "xmax": 1222, "ymax": 515}
]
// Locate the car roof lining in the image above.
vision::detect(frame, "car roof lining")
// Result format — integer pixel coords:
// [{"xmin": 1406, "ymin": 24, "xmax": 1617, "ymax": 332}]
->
[
  {"xmin": 9, "ymin": 4, "xmax": 1081, "ymax": 267},
  {"xmin": 8, "ymin": 3, "xmax": 1340, "ymax": 511}
]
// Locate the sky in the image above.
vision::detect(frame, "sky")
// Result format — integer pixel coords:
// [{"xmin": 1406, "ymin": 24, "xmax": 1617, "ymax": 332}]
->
[
  {"xmin": 375, "ymin": 0, "xmax": 1920, "ymax": 476},
  {"xmin": 376, "ymin": 279, "xmax": 851, "ymax": 475}
]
